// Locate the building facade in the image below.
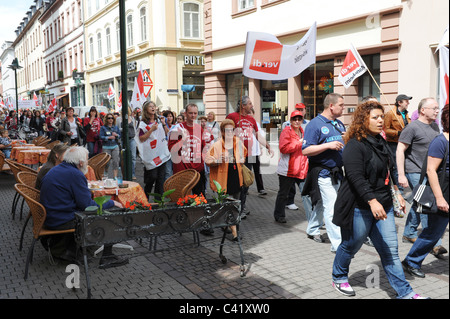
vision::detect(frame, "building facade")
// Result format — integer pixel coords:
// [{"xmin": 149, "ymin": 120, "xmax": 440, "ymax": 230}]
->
[
  {"xmin": 13, "ymin": 0, "xmax": 46, "ymax": 102},
  {"xmin": 84, "ymin": 0, "xmax": 205, "ymax": 115},
  {"xmin": 0, "ymin": 42, "xmax": 16, "ymax": 100},
  {"xmin": 203, "ymin": 0, "xmax": 448, "ymax": 131},
  {"xmin": 39, "ymin": 0, "xmax": 85, "ymax": 109}
]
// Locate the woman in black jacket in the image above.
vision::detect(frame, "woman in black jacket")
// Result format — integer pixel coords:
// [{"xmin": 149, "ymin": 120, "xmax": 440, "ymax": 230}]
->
[
  {"xmin": 331, "ymin": 101, "xmax": 428, "ymax": 299},
  {"xmin": 30, "ymin": 110, "xmax": 45, "ymax": 136}
]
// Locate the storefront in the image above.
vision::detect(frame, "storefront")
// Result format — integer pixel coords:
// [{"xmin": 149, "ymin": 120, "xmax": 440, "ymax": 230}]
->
[{"xmin": 182, "ymin": 55, "xmax": 205, "ymax": 114}]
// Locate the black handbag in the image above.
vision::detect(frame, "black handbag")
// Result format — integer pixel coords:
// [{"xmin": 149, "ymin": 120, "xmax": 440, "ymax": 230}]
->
[{"xmin": 412, "ymin": 144, "xmax": 448, "ymax": 214}]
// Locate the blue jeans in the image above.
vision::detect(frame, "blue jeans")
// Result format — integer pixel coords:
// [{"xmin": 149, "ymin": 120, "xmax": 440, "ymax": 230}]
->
[
  {"xmin": 333, "ymin": 206, "xmax": 416, "ymax": 299},
  {"xmin": 2, "ymin": 149, "xmax": 11, "ymax": 159},
  {"xmin": 404, "ymin": 213, "xmax": 449, "ymax": 270},
  {"xmin": 403, "ymin": 173, "xmax": 442, "ymax": 247},
  {"xmin": 307, "ymin": 177, "xmax": 341, "ymax": 251}
]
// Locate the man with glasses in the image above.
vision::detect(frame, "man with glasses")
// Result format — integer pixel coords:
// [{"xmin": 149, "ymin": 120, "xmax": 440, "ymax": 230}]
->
[{"xmin": 396, "ymin": 97, "xmax": 447, "ymax": 257}]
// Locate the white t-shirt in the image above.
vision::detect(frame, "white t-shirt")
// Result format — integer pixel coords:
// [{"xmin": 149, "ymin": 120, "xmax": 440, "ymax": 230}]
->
[{"xmin": 69, "ymin": 119, "xmax": 78, "ymax": 138}]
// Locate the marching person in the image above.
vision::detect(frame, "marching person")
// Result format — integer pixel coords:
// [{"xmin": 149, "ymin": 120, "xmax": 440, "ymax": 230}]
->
[
  {"xmin": 302, "ymin": 93, "xmax": 345, "ymax": 252},
  {"xmin": 273, "ymin": 109, "xmax": 309, "ymax": 223},
  {"xmin": 331, "ymin": 100, "xmax": 428, "ymax": 299}
]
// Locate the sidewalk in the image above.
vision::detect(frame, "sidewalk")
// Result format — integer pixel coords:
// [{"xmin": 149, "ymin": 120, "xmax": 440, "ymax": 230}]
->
[{"xmin": 0, "ymin": 161, "xmax": 448, "ymax": 300}]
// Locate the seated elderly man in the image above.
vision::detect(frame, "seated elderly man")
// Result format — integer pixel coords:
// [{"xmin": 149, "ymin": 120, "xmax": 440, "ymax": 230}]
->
[{"xmin": 40, "ymin": 146, "xmax": 128, "ymax": 269}]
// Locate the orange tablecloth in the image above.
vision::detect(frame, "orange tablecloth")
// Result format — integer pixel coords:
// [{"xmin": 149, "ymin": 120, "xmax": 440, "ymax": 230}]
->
[
  {"xmin": 90, "ymin": 181, "xmax": 148, "ymax": 206},
  {"xmin": 14, "ymin": 147, "xmax": 47, "ymax": 163},
  {"xmin": 11, "ymin": 140, "xmax": 27, "ymax": 146},
  {"xmin": 11, "ymin": 145, "xmax": 44, "ymax": 160},
  {"xmin": 21, "ymin": 149, "xmax": 51, "ymax": 165}
]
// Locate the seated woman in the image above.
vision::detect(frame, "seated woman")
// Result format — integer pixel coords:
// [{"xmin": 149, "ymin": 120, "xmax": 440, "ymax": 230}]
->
[{"xmin": 35, "ymin": 143, "xmax": 70, "ymax": 190}]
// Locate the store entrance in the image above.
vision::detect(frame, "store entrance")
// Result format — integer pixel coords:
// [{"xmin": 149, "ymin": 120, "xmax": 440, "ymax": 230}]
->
[{"xmin": 261, "ymin": 80, "xmax": 288, "ymax": 137}]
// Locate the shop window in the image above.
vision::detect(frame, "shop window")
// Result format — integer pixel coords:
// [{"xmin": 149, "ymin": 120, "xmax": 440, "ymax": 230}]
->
[
  {"xmin": 358, "ymin": 54, "xmax": 380, "ymax": 102},
  {"xmin": 226, "ymin": 74, "xmax": 249, "ymax": 115},
  {"xmin": 183, "ymin": 70, "xmax": 205, "ymax": 114},
  {"xmin": 261, "ymin": 79, "xmax": 288, "ymax": 133},
  {"xmin": 301, "ymin": 60, "xmax": 334, "ymax": 119},
  {"xmin": 92, "ymin": 81, "xmax": 114, "ymax": 109}
]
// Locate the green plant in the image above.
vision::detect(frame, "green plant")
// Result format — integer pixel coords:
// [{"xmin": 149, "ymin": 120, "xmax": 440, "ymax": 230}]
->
[
  {"xmin": 148, "ymin": 189, "xmax": 175, "ymax": 209},
  {"xmin": 85, "ymin": 195, "xmax": 112, "ymax": 215},
  {"xmin": 212, "ymin": 180, "xmax": 228, "ymax": 204}
]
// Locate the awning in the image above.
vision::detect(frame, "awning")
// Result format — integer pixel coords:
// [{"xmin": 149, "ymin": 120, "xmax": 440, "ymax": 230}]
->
[{"xmin": 56, "ymin": 93, "xmax": 69, "ymax": 99}]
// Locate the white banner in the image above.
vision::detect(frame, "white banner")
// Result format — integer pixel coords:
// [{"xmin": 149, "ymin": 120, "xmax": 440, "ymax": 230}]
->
[
  {"xmin": 438, "ymin": 46, "xmax": 449, "ymax": 111},
  {"xmin": 243, "ymin": 22, "xmax": 317, "ymax": 81},
  {"xmin": 337, "ymin": 44, "xmax": 368, "ymax": 89}
]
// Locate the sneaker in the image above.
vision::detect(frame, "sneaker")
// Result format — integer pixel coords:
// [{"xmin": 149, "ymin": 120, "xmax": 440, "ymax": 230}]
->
[
  {"xmin": 402, "ymin": 236, "xmax": 416, "ymax": 244},
  {"xmin": 307, "ymin": 234, "xmax": 324, "ymax": 243},
  {"xmin": 332, "ymin": 282, "xmax": 356, "ymax": 297},
  {"xmin": 286, "ymin": 204, "xmax": 299, "ymax": 210},
  {"xmin": 410, "ymin": 294, "xmax": 430, "ymax": 299},
  {"xmin": 258, "ymin": 190, "xmax": 267, "ymax": 195},
  {"xmin": 364, "ymin": 237, "xmax": 374, "ymax": 247}
]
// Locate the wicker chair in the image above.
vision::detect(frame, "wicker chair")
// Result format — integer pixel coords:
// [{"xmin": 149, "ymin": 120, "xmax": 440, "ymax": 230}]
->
[
  {"xmin": 45, "ymin": 140, "xmax": 61, "ymax": 150},
  {"xmin": 5, "ymin": 160, "xmax": 38, "ymax": 220},
  {"xmin": 0, "ymin": 152, "xmax": 11, "ymax": 173},
  {"xmin": 14, "ymin": 183, "xmax": 75, "ymax": 280},
  {"xmin": 163, "ymin": 169, "xmax": 201, "ymax": 202},
  {"xmin": 32, "ymin": 136, "xmax": 45, "ymax": 145},
  {"xmin": 16, "ymin": 171, "xmax": 39, "ymax": 230},
  {"xmin": 35, "ymin": 138, "xmax": 50, "ymax": 147},
  {"xmin": 94, "ymin": 154, "xmax": 111, "ymax": 180},
  {"xmin": 88, "ymin": 153, "xmax": 110, "ymax": 179}
]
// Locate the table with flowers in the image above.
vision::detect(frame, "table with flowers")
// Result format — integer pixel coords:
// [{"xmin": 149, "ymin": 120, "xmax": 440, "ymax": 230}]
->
[{"xmin": 89, "ymin": 180, "xmax": 149, "ymax": 207}]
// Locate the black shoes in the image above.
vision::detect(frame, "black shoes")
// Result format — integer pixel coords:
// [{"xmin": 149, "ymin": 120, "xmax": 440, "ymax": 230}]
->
[
  {"xmin": 275, "ymin": 217, "xmax": 287, "ymax": 223},
  {"xmin": 307, "ymin": 234, "xmax": 324, "ymax": 243},
  {"xmin": 99, "ymin": 254, "xmax": 129, "ymax": 269},
  {"xmin": 258, "ymin": 190, "xmax": 267, "ymax": 195},
  {"xmin": 402, "ymin": 260, "xmax": 425, "ymax": 278}
]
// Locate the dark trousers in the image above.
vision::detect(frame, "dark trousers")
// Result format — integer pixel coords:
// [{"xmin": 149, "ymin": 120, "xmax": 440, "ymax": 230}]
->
[
  {"xmin": 247, "ymin": 155, "xmax": 265, "ymax": 192},
  {"xmin": 144, "ymin": 162, "xmax": 167, "ymax": 200},
  {"xmin": 274, "ymin": 175, "xmax": 301, "ymax": 219}
]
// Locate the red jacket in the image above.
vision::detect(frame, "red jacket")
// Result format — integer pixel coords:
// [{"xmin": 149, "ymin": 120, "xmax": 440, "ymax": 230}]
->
[{"xmin": 277, "ymin": 125, "xmax": 308, "ymax": 179}]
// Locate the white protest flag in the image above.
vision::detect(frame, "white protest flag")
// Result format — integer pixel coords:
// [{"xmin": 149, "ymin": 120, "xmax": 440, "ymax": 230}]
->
[
  {"xmin": 130, "ymin": 78, "xmax": 142, "ymax": 111},
  {"xmin": 47, "ymin": 98, "xmax": 57, "ymax": 113},
  {"xmin": 436, "ymin": 26, "xmax": 449, "ymax": 113},
  {"xmin": 338, "ymin": 44, "xmax": 368, "ymax": 89},
  {"xmin": 243, "ymin": 22, "xmax": 317, "ymax": 81},
  {"xmin": 107, "ymin": 83, "xmax": 116, "ymax": 100}
]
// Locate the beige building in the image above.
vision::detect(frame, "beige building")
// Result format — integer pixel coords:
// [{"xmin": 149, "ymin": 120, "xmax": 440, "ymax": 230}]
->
[
  {"xmin": 203, "ymin": 0, "xmax": 448, "ymax": 130},
  {"xmin": 13, "ymin": 0, "xmax": 46, "ymax": 101},
  {"xmin": 84, "ymin": 0, "xmax": 205, "ymax": 115}
]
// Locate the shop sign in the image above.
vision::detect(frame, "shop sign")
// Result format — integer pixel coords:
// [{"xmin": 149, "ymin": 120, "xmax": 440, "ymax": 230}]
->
[
  {"xmin": 128, "ymin": 61, "xmax": 137, "ymax": 72},
  {"xmin": 184, "ymin": 55, "xmax": 205, "ymax": 66}
]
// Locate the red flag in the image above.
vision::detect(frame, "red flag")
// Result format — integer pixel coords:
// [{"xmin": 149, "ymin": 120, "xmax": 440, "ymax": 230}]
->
[
  {"xmin": 48, "ymin": 98, "xmax": 57, "ymax": 112},
  {"xmin": 117, "ymin": 92, "xmax": 122, "ymax": 110},
  {"xmin": 338, "ymin": 44, "xmax": 367, "ymax": 89},
  {"xmin": 137, "ymin": 65, "xmax": 145, "ymax": 96}
]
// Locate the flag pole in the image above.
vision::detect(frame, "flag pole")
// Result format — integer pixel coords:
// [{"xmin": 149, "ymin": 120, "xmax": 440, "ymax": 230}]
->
[
  {"xmin": 314, "ymin": 63, "xmax": 317, "ymax": 117},
  {"xmin": 366, "ymin": 67, "xmax": 404, "ymax": 128}
]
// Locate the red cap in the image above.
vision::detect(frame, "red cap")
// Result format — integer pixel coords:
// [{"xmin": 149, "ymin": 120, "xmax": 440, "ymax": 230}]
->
[
  {"xmin": 100, "ymin": 112, "xmax": 106, "ymax": 115},
  {"xmin": 295, "ymin": 103, "xmax": 306, "ymax": 109},
  {"xmin": 290, "ymin": 110, "xmax": 304, "ymax": 118}
]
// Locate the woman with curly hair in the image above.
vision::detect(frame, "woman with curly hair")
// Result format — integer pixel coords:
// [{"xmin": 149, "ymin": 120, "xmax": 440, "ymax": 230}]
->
[{"xmin": 331, "ymin": 101, "xmax": 428, "ymax": 299}]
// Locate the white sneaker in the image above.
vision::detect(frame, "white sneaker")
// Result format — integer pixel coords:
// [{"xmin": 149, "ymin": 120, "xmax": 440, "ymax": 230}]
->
[
  {"xmin": 332, "ymin": 282, "xmax": 356, "ymax": 297},
  {"xmin": 286, "ymin": 204, "xmax": 299, "ymax": 210}
]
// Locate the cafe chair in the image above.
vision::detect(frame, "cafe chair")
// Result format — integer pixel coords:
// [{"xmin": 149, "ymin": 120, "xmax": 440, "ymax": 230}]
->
[
  {"xmin": 5, "ymin": 160, "xmax": 37, "ymax": 221},
  {"xmin": 14, "ymin": 183, "xmax": 75, "ymax": 280},
  {"xmin": 35, "ymin": 138, "xmax": 51, "ymax": 147},
  {"xmin": 45, "ymin": 140, "xmax": 61, "ymax": 150},
  {"xmin": 16, "ymin": 171, "xmax": 38, "ymax": 223},
  {"xmin": 0, "ymin": 152, "xmax": 11, "ymax": 173},
  {"xmin": 163, "ymin": 169, "xmax": 201, "ymax": 202},
  {"xmin": 88, "ymin": 153, "xmax": 111, "ymax": 180},
  {"xmin": 32, "ymin": 136, "xmax": 45, "ymax": 145}
]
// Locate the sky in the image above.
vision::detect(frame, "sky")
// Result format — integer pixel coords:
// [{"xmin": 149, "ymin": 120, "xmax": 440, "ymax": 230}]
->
[{"xmin": 0, "ymin": 1, "xmax": 34, "ymax": 49}]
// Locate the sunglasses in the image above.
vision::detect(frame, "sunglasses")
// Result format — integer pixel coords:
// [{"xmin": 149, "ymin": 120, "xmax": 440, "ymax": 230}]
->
[{"xmin": 106, "ymin": 117, "xmax": 114, "ymax": 119}]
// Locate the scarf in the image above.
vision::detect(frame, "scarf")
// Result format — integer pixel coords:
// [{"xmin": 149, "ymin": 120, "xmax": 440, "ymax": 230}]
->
[{"xmin": 363, "ymin": 134, "xmax": 395, "ymax": 185}]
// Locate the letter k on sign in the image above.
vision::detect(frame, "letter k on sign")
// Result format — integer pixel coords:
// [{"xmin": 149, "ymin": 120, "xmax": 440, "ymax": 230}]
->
[{"xmin": 250, "ymin": 40, "xmax": 283, "ymax": 75}]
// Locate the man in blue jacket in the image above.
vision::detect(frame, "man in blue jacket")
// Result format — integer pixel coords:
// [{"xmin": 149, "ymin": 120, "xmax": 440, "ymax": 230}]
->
[{"xmin": 40, "ymin": 146, "xmax": 128, "ymax": 269}]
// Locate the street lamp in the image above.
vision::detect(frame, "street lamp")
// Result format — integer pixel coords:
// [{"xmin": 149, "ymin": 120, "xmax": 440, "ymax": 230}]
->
[{"xmin": 8, "ymin": 58, "xmax": 22, "ymax": 125}]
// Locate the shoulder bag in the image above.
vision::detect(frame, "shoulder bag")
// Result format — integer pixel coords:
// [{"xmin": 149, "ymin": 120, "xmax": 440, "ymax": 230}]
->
[
  {"xmin": 412, "ymin": 144, "xmax": 448, "ymax": 214},
  {"xmin": 241, "ymin": 164, "xmax": 254, "ymax": 188}
]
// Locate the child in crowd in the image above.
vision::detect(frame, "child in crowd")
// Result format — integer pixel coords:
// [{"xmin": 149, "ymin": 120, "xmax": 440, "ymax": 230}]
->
[{"xmin": 0, "ymin": 129, "xmax": 12, "ymax": 158}]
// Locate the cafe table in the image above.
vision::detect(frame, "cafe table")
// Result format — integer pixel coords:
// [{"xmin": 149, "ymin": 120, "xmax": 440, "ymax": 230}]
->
[
  {"xmin": 89, "ymin": 180, "xmax": 149, "ymax": 206},
  {"xmin": 11, "ymin": 145, "xmax": 44, "ymax": 161},
  {"xmin": 20, "ymin": 149, "xmax": 51, "ymax": 165},
  {"xmin": 14, "ymin": 147, "xmax": 47, "ymax": 164}
]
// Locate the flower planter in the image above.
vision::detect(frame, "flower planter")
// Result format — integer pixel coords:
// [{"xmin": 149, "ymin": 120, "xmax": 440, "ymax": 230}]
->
[{"xmin": 75, "ymin": 199, "xmax": 245, "ymax": 298}]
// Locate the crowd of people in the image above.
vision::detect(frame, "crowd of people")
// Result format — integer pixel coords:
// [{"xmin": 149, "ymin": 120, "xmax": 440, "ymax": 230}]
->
[{"xmin": 1, "ymin": 92, "xmax": 448, "ymax": 299}]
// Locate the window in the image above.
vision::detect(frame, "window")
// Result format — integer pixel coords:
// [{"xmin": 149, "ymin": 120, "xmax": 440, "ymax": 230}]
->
[
  {"xmin": 183, "ymin": 3, "xmax": 200, "ymax": 38},
  {"xmin": 97, "ymin": 32, "xmax": 102, "ymax": 58},
  {"xmin": 89, "ymin": 37, "xmax": 94, "ymax": 62},
  {"xmin": 106, "ymin": 27, "xmax": 111, "ymax": 55},
  {"xmin": 127, "ymin": 14, "xmax": 133, "ymax": 47},
  {"xmin": 239, "ymin": 0, "xmax": 254, "ymax": 10},
  {"xmin": 358, "ymin": 54, "xmax": 380, "ymax": 102},
  {"xmin": 116, "ymin": 22, "xmax": 120, "ymax": 51},
  {"xmin": 140, "ymin": 7, "xmax": 147, "ymax": 42}
]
